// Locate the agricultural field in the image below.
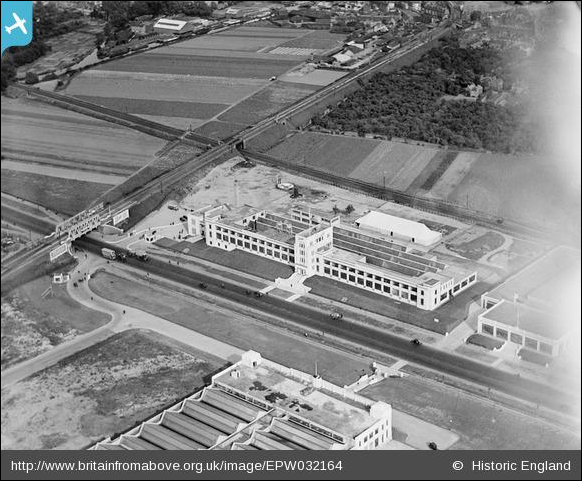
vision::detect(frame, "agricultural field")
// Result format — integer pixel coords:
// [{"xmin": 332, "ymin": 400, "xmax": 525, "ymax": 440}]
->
[
  {"xmin": 218, "ymin": 81, "xmax": 319, "ymax": 126},
  {"xmin": 443, "ymin": 152, "xmax": 581, "ymax": 231},
  {"xmin": 1, "ymin": 330, "xmax": 224, "ymax": 449},
  {"xmin": 1, "ymin": 96, "xmax": 172, "ymax": 215},
  {"xmin": 1, "ymin": 277, "xmax": 110, "ymax": 371},
  {"xmin": 64, "ymin": 26, "xmax": 345, "ymax": 136},
  {"xmin": 0, "ymin": 170, "xmax": 112, "ymax": 216},
  {"xmin": 1, "ymin": 97, "xmax": 165, "ymax": 170},
  {"xmin": 265, "ymin": 132, "xmax": 580, "ymax": 230}
]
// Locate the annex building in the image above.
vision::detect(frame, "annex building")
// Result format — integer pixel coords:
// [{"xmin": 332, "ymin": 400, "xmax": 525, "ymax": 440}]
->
[
  {"xmin": 187, "ymin": 206, "xmax": 476, "ymax": 311},
  {"xmin": 478, "ymin": 246, "xmax": 580, "ymax": 357},
  {"xmin": 93, "ymin": 351, "xmax": 392, "ymax": 450}
]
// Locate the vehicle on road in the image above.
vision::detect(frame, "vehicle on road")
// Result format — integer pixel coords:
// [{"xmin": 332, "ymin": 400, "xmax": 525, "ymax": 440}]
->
[
  {"xmin": 199, "ymin": 282, "xmax": 208, "ymax": 289},
  {"xmin": 330, "ymin": 312, "xmax": 343, "ymax": 320},
  {"xmin": 411, "ymin": 338, "xmax": 422, "ymax": 346},
  {"xmin": 101, "ymin": 248, "xmax": 116, "ymax": 260},
  {"xmin": 428, "ymin": 442, "xmax": 438, "ymax": 450},
  {"xmin": 254, "ymin": 291, "xmax": 264, "ymax": 298}
]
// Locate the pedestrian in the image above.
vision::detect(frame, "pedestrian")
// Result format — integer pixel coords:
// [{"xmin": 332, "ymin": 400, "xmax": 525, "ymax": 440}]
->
[
  {"xmin": 123, "ymin": 310, "xmax": 126, "ymax": 314},
  {"xmin": 91, "ymin": 296, "xmax": 93, "ymax": 301}
]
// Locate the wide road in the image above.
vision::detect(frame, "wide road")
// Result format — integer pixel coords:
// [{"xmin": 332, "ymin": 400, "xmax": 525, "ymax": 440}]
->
[{"xmin": 75, "ymin": 236, "xmax": 577, "ymax": 415}]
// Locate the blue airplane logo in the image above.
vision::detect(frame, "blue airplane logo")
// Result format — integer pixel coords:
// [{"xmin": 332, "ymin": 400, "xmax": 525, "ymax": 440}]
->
[
  {"xmin": 1, "ymin": 1, "xmax": 33, "ymax": 55},
  {"xmin": 5, "ymin": 12, "xmax": 27, "ymax": 35}
]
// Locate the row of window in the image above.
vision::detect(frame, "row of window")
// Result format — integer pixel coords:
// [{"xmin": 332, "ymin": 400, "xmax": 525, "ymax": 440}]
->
[
  {"xmin": 322, "ymin": 266, "xmax": 420, "ymax": 304},
  {"xmin": 481, "ymin": 323, "xmax": 553, "ymax": 354},
  {"xmin": 213, "ymin": 226, "xmax": 288, "ymax": 249},
  {"xmin": 321, "ymin": 260, "xmax": 419, "ymax": 293}
]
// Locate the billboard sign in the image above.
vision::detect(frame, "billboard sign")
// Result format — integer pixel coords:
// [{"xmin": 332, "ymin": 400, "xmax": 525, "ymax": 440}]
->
[
  {"xmin": 112, "ymin": 209, "xmax": 129, "ymax": 226},
  {"xmin": 49, "ymin": 242, "xmax": 70, "ymax": 262}
]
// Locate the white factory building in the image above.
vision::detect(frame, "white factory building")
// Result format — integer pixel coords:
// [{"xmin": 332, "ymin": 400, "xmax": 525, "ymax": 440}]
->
[
  {"xmin": 355, "ymin": 211, "xmax": 442, "ymax": 247},
  {"xmin": 187, "ymin": 206, "xmax": 476, "ymax": 311},
  {"xmin": 478, "ymin": 246, "xmax": 579, "ymax": 357},
  {"xmin": 93, "ymin": 350, "xmax": 393, "ymax": 450}
]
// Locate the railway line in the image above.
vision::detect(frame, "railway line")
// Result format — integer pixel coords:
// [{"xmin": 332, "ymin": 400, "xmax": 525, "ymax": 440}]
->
[
  {"xmin": 240, "ymin": 149, "xmax": 555, "ymax": 241},
  {"xmin": 14, "ymin": 85, "xmax": 220, "ymax": 147}
]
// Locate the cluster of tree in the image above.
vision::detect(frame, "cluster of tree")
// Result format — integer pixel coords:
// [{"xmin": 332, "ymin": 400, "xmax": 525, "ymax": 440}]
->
[
  {"xmin": 1, "ymin": 3, "xmax": 89, "ymax": 91},
  {"xmin": 96, "ymin": 1, "xmax": 217, "ymax": 46},
  {"xmin": 312, "ymin": 37, "xmax": 537, "ymax": 153}
]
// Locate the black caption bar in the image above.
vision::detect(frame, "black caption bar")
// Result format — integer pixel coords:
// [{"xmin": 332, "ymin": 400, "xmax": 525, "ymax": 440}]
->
[{"xmin": 1, "ymin": 451, "xmax": 580, "ymax": 480}]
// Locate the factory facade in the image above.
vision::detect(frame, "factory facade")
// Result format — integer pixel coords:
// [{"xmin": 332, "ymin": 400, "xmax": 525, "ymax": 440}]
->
[
  {"xmin": 93, "ymin": 351, "xmax": 392, "ymax": 450},
  {"xmin": 188, "ymin": 206, "xmax": 476, "ymax": 311}
]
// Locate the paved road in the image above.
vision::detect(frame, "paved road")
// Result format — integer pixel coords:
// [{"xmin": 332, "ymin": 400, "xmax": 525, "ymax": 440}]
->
[
  {"xmin": 74, "ymin": 237, "xmax": 579, "ymax": 414},
  {"xmin": 0, "ymin": 255, "xmax": 242, "ymax": 389}
]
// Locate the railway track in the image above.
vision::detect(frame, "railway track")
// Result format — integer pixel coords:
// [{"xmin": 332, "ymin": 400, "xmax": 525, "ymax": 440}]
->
[
  {"xmin": 15, "ymin": 85, "xmax": 220, "ymax": 147},
  {"xmin": 240, "ymin": 149, "xmax": 554, "ymax": 241}
]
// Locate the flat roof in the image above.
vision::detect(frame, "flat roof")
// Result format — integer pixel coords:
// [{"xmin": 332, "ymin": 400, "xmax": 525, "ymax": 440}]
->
[
  {"xmin": 485, "ymin": 247, "xmax": 580, "ymax": 304},
  {"xmin": 355, "ymin": 211, "xmax": 441, "ymax": 244},
  {"xmin": 481, "ymin": 299, "xmax": 569, "ymax": 340},
  {"xmin": 215, "ymin": 363, "xmax": 375, "ymax": 438}
]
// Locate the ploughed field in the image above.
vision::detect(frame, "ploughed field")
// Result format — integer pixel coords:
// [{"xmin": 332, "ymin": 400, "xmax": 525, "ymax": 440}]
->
[
  {"xmin": 265, "ymin": 131, "xmax": 579, "ymax": 230},
  {"xmin": 64, "ymin": 26, "xmax": 346, "ymax": 137},
  {"xmin": 1, "ymin": 97, "xmax": 167, "ymax": 215}
]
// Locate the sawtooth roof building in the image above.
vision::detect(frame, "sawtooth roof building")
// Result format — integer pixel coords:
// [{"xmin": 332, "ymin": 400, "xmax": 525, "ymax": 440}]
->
[
  {"xmin": 92, "ymin": 351, "xmax": 392, "ymax": 450},
  {"xmin": 186, "ymin": 206, "xmax": 476, "ymax": 311}
]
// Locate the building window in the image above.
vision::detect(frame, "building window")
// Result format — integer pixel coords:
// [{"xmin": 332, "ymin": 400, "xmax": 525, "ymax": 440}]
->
[
  {"xmin": 375, "ymin": 283, "xmax": 381, "ymax": 291},
  {"xmin": 495, "ymin": 328, "xmax": 508, "ymax": 340},
  {"xmin": 539, "ymin": 342, "xmax": 553, "ymax": 355},
  {"xmin": 216, "ymin": 233, "xmax": 222, "ymax": 240},
  {"xmin": 510, "ymin": 332, "xmax": 523, "ymax": 345},
  {"xmin": 393, "ymin": 289, "xmax": 399, "ymax": 297},
  {"xmin": 410, "ymin": 294, "xmax": 417, "ymax": 302},
  {"xmin": 357, "ymin": 278, "xmax": 364, "ymax": 285},
  {"xmin": 282, "ymin": 255, "xmax": 288, "ymax": 261},
  {"xmin": 525, "ymin": 337, "xmax": 538, "ymax": 350},
  {"xmin": 244, "ymin": 242, "xmax": 250, "ymax": 249},
  {"xmin": 469, "ymin": 274, "xmax": 476, "ymax": 282},
  {"xmin": 237, "ymin": 239, "xmax": 243, "ymax": 246},
  {"xmin": 383, "ymin": 285, "xmax": 390, "ymax": 293},
  {"xmin": 393, "ymin": 281, "xmax": 400, "ymax": 287},
  {"xmin": 332, "ymin": 270, "xmax": 338, "ymax": 277},
  {"xmin": 440, "ymin": 293, "xmax": 447, "ymax": 301},
  {"xmin": 324, "ymin": 267, "xmax": 331, "ymax": 275},
  {"xmin": 267, "ymin": 249, "xmax": 272, "ymax": 256},
  {"xmin": 349, "ymin": 275, "xmax": 355, "ymax": 282},
  {"xmin": 402, "ymin": 292, "xmax": 409, "ymax": 300},
  {"xmin": 482, "ymin": 323, "xmax": 494, "ymax": 335},
  {"xmin": 366, "ymin": 280, "xmax": 373, "ymax": 288},
  {"xmin": 340, "ymin": 272, "xmax": 347, "ymax": 280},
  {"xmin": 259, "ymin": 246, "xmax": 265, "ymax": 254}
]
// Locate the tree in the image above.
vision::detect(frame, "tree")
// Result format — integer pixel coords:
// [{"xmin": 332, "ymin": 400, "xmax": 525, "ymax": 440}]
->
[
  {"xmin": 344, "ymin": 204, "xmax": 355, "ymax": 215},
  {"xmin": 1, "ymin": 60, "xmax": 16, "ymax": 91},
  {"xmin": 332, "ymin": 205, "xmax": 340, "ymax": 215},
  {"xmin": 25, "ymin": 72, "xmax": 40, "ymax": 84},
  {"xmin": 470, "ymin": 10, "xmax": 482, "ymax": 22}
]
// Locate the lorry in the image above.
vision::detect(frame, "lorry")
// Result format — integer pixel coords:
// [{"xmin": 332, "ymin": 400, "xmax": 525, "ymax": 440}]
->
[{"xmin": 101, "ymin": 248, "xmax": 116, "ymax": 260}]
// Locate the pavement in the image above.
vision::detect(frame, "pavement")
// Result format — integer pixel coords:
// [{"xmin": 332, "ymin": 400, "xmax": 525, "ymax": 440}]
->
[{"xmin": 0, "ymin": 254, "xmax": 242, "ymax": 389}]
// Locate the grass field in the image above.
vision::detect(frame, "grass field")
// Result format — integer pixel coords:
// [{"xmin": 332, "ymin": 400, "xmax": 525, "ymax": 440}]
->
[
  {"xmin": 276, "ymin": 30, "xmax": 346, "ymax": 51},
  {"xmin": 1, "ymin": 170, "xmax": 113, "ymax": 216},
  {"xmin": 1, "ymin": 97, "xmax": 165, "ymax": 169},
  {"xmin": 89, "ymin": 271, "xmax": 370, "ymax": 387},
  {"xmin": 219, "ymin": 81, "xmax": 319, "ymax": 126},
  {"xmin": 193, "ymin": 120, "xmax": 249, "ymax": 141},
  {"xmin": 1, "ymin": 277, "xmax": 109, "ymax": 371},
  {"xmin": 445, "ymin": 152, "xmax": 580, "ymax": 229},
  {"xmin": 266, "ymin": 132, "xmax": 381, "ymax": 176},
  {"xmin": 63, "ymin": 25, "xmax": 344, "ymax": 139},
  {"xmin": 66, "ymin": 70, "xmax": 265, "ymax": 103},
  {"xmin": 97, "ymin": 53, "xmax": 299, "ymax": 79},
  {"xmin": 305, "ymin": 276, "xmax": 491, "ymax": 335},
  {"xmin": 73, "ymin": 95, "xmax": 228, "ymax": 119},
  {"xmin": 362, "ymin": 376, "xmax": 580, "ymax": 450},
  {"xmin": 1, "ymin": 330, "xmax": 224, "ymax": 449}
]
